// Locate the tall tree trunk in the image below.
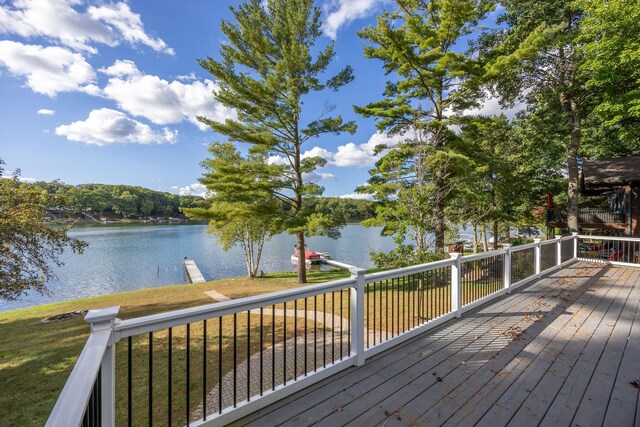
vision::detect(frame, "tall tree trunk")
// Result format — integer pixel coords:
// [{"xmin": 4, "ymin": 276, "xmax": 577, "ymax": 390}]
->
[
  {"xmin": 296, "ymin": 232, "xmax": 306, "ymax": 283},
  {"xmin": 481, "ymin": 226, "xmax": 488, "ymax": 252},
  {"xmin": 493, "ymin": 220, "xmax": 499, "ymax": 250},
  {"xmin": 567, "ymin": 101, "xmax": 581, "ymax": 233},
  {"xmin": 473, "ymin": 224, "xmax": 479, "ymax": 254}
]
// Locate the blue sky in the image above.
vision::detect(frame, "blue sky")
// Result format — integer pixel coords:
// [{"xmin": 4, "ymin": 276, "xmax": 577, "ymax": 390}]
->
[{"xmin": 0, "ymin": 0, "xmax": 506, "ymax": 198}]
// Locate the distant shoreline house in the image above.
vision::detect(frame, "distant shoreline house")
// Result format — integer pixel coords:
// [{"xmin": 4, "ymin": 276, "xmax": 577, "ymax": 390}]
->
[{"xmin": 547, "ymin": 156, "xmax": 640, "ymax": 236}]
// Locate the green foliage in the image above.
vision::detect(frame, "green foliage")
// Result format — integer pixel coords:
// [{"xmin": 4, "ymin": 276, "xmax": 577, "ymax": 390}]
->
[
  {"xmin": 183, "ymin": 142, "xmax": 282, "ymax": 277},
  {"xmin": 356, "ymin": 0, "xmax": 494, "ymax": 252},
  {"xmin": 198, "ymin": 0, "xmax": 355, "ymax": 283},
  {"xmin": 370, "ymin": 245, "xmax": 445, "ymax": 269},
  {"xmin": 482, "ymin": 0, "xmax": 589, "ymax": 232},
  {"xmin": 303, "ymin": 197, "xmax": 375, "ymax": 222},
  {"xmin": 510, "ymin": 236, "xmax": 534, "ymax": 246},
  {"xmin": 0, "ymin": 161, "xmax": 86, "ymax": 300},
  {"xmin": 579, "ymin": 0, "xmax": 640, "ymax": 147},
  {"xmin": 25, "ymin": 182, "xmax": 200, "ymax": 219}
]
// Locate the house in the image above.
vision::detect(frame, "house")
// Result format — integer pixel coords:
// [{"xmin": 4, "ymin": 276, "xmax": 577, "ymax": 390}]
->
[{"xmin": 547, "ymin": 156, "xmax": 640, "ymax": 236}]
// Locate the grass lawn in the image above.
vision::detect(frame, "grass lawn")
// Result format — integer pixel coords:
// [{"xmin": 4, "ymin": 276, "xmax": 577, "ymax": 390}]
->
[
  {"xmin": 0, "ymin": 265, "xmax": 503, "ymax": 426},
  {"xmin": 0, "ymin": 269, "xmax": 350, "ymax": 427}
]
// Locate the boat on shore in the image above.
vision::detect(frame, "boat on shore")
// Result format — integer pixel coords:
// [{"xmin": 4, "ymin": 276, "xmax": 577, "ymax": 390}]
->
[{"xmin": 290, "ymin": 245, "xmax": 331, "ymax": 265}]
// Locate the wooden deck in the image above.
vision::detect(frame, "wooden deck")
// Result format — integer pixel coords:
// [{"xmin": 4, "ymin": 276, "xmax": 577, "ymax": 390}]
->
[{"xmin": 234, "ymin": 262, "xmax": 640, "ymax": 426}]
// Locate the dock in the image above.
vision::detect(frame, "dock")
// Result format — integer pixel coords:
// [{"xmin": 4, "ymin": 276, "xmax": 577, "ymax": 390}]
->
[{"xmin": 183, "ymin": 258, "xmax": 206, "ymax": 283}]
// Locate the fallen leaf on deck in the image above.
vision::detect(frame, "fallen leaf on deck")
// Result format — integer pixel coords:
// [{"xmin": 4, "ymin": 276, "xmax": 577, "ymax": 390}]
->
[{"xmin": 630, "ymin": 380, "xmax": 640, "ymax": 389}]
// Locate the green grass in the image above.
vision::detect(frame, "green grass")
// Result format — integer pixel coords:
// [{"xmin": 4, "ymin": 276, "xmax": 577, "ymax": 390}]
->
[{"xmin": 0, "ymin": 269, "xmax": 350, "ymax": 427}]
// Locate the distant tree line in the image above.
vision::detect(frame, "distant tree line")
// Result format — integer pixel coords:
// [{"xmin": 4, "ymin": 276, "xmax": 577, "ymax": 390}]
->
[{"xmin": 23, "ymin": 181, "xmax": 209, "ymax": 218}]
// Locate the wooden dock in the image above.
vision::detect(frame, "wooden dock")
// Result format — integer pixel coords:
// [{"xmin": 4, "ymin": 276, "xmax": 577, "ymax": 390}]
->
[
  {"xmin": 235, "ymin": 262, "xmax": 640, "ymax": 426},
  {"xmin": 183, "ymin": 258, "xmax": 206, "ymax": 283}
]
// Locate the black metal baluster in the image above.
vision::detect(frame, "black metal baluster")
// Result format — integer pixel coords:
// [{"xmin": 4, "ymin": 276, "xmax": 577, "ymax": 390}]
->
[
  {"xmin": 260, "ymin": 307, "xmax": 264, "ymax": 395},
  {"xmin": 391, "ymin": 277, "xmax": 395, "ymax": 337},
  {"xmin": 283, "ymin": 302, "xmax": 287, "ymax": 385},
  {"xmin": 385, "ymin": 279, "xmax": 389, "ymax": 340},
  {"xmin": 378, "ymin": 281, "xmax": 382, "ymax": 343},
  {"xmin": 271, "ymin": 305, "xmax": 275, "ymax": 390},
  {"xmin": 128, "ymin": 336, "xmax": 132, "ymax": 427},
  {"xmin": 366, "ymin": 283, "xmax": 369, "ymax": 348},
  {"xmin": 203, "ymin": 320, "xmax": 207, "ymax": 420},
  {"xmin": 373, "ymin": 281, "xmax": 376, "ymax": 345},
  {"xmin": 247, "ymin": 310, "xmax": 251, "ymax": 400},
  {"xmin": 168, "ymin": 328, "xmax": 172, "ymax": 426},
  {"xmin": 186, "ymin": 324, "xmax": 191, "ymax": 426},
  {"xmin": 233, "ymin": 313, "xmax": 236, "ymax": 407},
  {"xmin": 323, "ymin": 295, "xmax": 326, "ymax": 367},
  {"xmin": 347, "ymin": 290, "xmax": 351, "ymax": 353},
  {"xmin": 148, "ymin": 332, "xmax": 153, "ymax": 427},
  {"xmin": 218, "ymin": 317, "xmax": 222, "ymax": 414},
  {"xmin": 331, "ymin": 293, "xmax": 335, "ymax": 363},
  {"xmin": 340, "ymin": 291, "xmax": 344, "ymax": 360},
  {"xmin": 314, "ymin": 295, "xmax": 317, "ymax": 371},
  {"xmin": 304, "ymin": 298, "xmax": 308, "ymax": 374},
  {"xmin": 294, "ymin": 300, "xmax": 298, "ymax": 379}
]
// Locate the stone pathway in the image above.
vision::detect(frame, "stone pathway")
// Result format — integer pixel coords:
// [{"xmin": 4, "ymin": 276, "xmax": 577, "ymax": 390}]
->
[{"xmin": 192, "ymin": 290, "xmax": 382, "ymax": 421}]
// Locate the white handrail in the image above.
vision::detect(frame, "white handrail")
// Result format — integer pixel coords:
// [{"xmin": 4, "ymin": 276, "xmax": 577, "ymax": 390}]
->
[
  {"xmin": 116, "ymin": 276, "xmax": 356, "ymax": 338},
  {"xmin": 364, "ymin": 258, "xmax": 456, "ymax": 284},
  {"xmin": 577, "ymin": 235, "xmax": 640, "ymax": 242},
  {"xmin": 46, "ymin": 328, "xmax": 111, "ymax": 427},
  {"xmin": 460, "ymin": 248, "xmax": 507, "ymax": 262}
]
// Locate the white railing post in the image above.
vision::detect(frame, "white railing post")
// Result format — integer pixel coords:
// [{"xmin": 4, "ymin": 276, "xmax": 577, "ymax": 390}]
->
[
  {"xmin": 349, "ymin": 267, "xmax": 366, "ymax": 366},
  {"xmin": 85, "ymin": 306, "xmax": 120, "ymax": 427},
  {"xmin": 450, "ymin": 253, "xmax": 462, "ymax": 317},
  {"xmin": 534, "ymin": 239, "xmax": 542, "ymax": 278},
  {"xmin": 572, "ymin": 232, "xmax": 579, "ymax": 259},
  {"xmin": 503, "ymin": 244, "xmax": 512, "ymax": 293},
  {"xmin": 555, "ymin": 235, "xmax": 563, "ymax": 266}
]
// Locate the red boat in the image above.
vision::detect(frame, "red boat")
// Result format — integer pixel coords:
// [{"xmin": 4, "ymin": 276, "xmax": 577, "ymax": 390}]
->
[{"xmin": 290, "ymin": 245, "xmax": 330, "ymax": 264}]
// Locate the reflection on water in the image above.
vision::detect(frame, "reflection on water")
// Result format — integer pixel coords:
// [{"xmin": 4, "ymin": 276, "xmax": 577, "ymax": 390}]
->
[{"xmin": 0, "ymin": 223, "xmax": 397, "ymax": 312}]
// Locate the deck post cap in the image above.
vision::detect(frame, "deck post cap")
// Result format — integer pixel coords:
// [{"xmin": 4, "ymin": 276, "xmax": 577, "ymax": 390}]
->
[
  {"xmin": 533, "ymin": 238, "xmax": 542, "ymax": 243},
  {"xmin": 448, "ymin": 252, "xmax": 461, "ymax": 259},
  {"xmin": 555, "ymin": 235, "xmax": 563, "ymax": 239},
  {"xmin": 85, "ymin": 306, "xmax": 120, "ymax": 325}
]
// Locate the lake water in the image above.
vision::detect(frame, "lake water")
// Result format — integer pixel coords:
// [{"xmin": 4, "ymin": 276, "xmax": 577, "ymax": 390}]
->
[{"xmin": 0, "ymin": 223, "xmax": 398, "ymax": 312}]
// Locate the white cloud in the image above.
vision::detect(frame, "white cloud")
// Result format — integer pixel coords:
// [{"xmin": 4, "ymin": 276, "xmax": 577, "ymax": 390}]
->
[
  {"xmin": 339, "ymin": 192, "xmax": 373, "ymax": 200},
  {"xmin": 176, "ymin": 72, "xmax": 197, "ymax": 82},
  {"xmin": 177, "ymin": 183, "xmax": 208, "ymax": 197},
  {"xmin": 0, "ymin": 40, "xmax": 96, "ymax": 96},
  {"xmin": 269, "ymin": 131, "xmax": 407, "ymax": 169},
  {"xmin": 333, "ymin": 131, "xmax": 407, "ymax": 167},
  {"xmin": 99, "ymin": 60, "xmax": 234, "ymax": 130},
  {"xmin": 0, "ymin": 0, "xmax": 173, "ymax": 54},
  {"xmin": 302, "ymin": 146, "xmax": 334, "ymax": 160},
  {"xmin": 323, "ymin": 0, "xmax": 385, "ymax": 39},
  {"xmin": 303, "ymin": 171, "xmax": 335, "ymax": 183},
  {"xmin": 98, "ymin": 59, "xmax": 140, "ymax": 78},
  {"xmin": 55, "ymin": 108, "xmax": 178, "ymax": 146},
  {"xmin": 37, "ymin": 108, "xmax": 55, "ymax": 115},
  {"xmin": 1, "ymin": 175, "xmax": 36, "ymax": 183},
  {"xmin": 88, "ymin": 2, "xmax": 174, "ymax": 55},
  {"xmin": 463, "ymin": 95, "xmax": 525, "ymax": 119}
]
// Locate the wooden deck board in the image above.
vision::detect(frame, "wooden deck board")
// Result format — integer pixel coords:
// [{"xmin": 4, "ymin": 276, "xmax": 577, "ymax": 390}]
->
[
  {"xmin": 449, "ymin": 265, "xmax": 624, "ymax": 427},
  {"xmin": 233, "ymin": 263, "xmax": 640, "ymax": 427},
  {"xmin": 240, "ymin": 272, "xmax": 564, "ymax": 427},
  {"xmin": 422, "ymin": 264, "xmax": 622, "ymax": 427},
  {"xmin": 571, "ymin": 269, "xmax": 640, "ymax": 427},
  {"xmin": 505, "ymin": 266, "xmax": 636, "ymax": 426}
]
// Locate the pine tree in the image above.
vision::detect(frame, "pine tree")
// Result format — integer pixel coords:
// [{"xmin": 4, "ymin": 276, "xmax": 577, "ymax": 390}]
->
[
  {"xmin": 198, "ymin": 0, "xmax": 355, "ymax": 283},
  {"xmin": 356, "ymin": 0, "xmax": 493, "ymax": 252}
]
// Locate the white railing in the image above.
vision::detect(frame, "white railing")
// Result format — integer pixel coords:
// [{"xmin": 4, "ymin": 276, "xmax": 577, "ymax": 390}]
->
[{"xmin": 48, "ymin": 233, "xmax": 639, "ymax": 427}]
